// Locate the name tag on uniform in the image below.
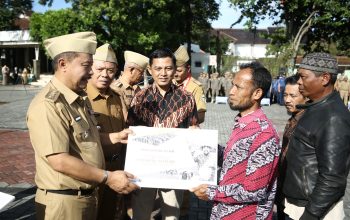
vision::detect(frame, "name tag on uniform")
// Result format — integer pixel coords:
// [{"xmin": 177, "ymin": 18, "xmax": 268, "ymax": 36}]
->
[{"xmin": 75, "ymin": 116, "xmax": 81, "ymax": 122}]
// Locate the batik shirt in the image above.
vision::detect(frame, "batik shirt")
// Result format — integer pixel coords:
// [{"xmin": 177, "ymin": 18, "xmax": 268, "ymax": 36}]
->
[
  {"xmin": 207, "ymin": 108, "xmax": 281, "ymax": 220},
  {"xmin": 127, "ymin": 83, "xmax": 198, "ymax": 128}
]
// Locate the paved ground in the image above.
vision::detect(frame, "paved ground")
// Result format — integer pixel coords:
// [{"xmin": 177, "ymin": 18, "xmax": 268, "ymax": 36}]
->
[{"xmin": 0, "ymin": 84, "xmax": 289, "ymax": 219}]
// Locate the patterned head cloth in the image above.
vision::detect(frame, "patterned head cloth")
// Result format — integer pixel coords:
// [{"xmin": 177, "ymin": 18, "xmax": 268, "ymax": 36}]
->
[
  {"xmin": 299, "ymin": 52, "xmax": 338, "ymax": 74},
  {"xmin": 93, "ymin": 43, "xmax": 118, "ymax": 64},
  {"xmin": 174, "ymin": 45, "xmax": 190, "ymax": 67},
  {"xmin": 44, "ymin": 32, "xmax": 97, "ymax": 59}
]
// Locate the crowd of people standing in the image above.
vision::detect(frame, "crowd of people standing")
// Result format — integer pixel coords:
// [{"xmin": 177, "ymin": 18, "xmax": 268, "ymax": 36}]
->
[
  {"xmin": 197, "ymin": 71, "xmax": 233, "ymax": 103},
  {"xmin": 1, "ymin": 64, "xmax": 32, "ymax": 85},
  {"xmin": 23, "ymin": 30, "xmax": 350, "ymax": 220}
]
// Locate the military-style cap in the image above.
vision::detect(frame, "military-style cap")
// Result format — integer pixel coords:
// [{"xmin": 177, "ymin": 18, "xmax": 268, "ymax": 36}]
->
[
  {"xmin": 124, "ymin": 51, "xmax": 149, "ymax": 70},
  {"xmin": 93, "ymin": 43, "xmax": 117, "ymax": 64},
  {"xmin": 44, "ymin": 32, "xmax": 97, "ymax": 59},
  {"xmin": 299, "ymin": 52, "xmax": 338, "ymax": 74},
  {"xmin": 174, "ymin": 45, "xmax": 189, "ymax": 67}
]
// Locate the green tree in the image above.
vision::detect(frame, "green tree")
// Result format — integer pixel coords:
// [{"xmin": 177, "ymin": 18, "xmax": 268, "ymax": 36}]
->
[
  {"xmin": 0, "ymin": 0, "xmax": 32, "ymax": 30},
  {"xmin": 30, "ymin": 9, "xmax": 84, "ymax": 42},
  {"xmin": 229, "ymin": 0, "xmax": 350, "ymax": 56},
  {"xmin": 221, "ymin": 55, "xmax": 239, "ymax": 74},
  {"xmin": 31, "ymin": 0, "xmax": 219, "ymax": 62}
]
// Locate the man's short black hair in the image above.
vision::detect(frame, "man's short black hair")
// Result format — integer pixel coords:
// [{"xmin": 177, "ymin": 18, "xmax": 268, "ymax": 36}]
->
[
  {"xmin": 239, "ymin": 61, "xmax": 272, "ymax": 99},
  {"xmin": 285, "ymin": 75, "xmax": 300, "ymax": 86},
  {"xmin": 149, "ymin": 48, "xmax": 176, "ymax": 67}
]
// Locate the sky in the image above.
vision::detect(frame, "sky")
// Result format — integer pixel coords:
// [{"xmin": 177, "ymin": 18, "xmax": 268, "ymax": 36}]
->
[
  {"xmin": 32, "ymin": 0, "xmax": 71, "ymax": 13},
  {"xmin": 32, "ymin": 0, "xmax": 275, "ymax": 29},
  {"xmin": 211, "ymin": 0, "xmax": 275, "ymax": 29}
]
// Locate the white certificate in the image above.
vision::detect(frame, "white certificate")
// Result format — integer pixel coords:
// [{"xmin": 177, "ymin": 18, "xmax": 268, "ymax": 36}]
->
[{"xmin": 125, "ymin": 126, "xmax": 218, "ymax": 190}]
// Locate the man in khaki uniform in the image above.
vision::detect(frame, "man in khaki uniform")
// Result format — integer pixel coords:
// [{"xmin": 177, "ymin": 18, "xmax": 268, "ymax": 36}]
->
[
  {"xmin": 210, "ymin": 72, "xmax": 220, "ymax": 103},
  {"xmin": 173, "ymin": 45, "xmax": 206, "ymax": 123},
  {"xmin": 110, "ymin": 50, "xmax": 149, "ymax": 116},
  {"xmin": 222, "ymin": 71, "xmax": 233, "ymax": 97},
  {"xmin": 27, "ymin": 32, "xmax": 138, "ymax": 220},
  {"xmin": 198, "ymin": 72, "xmax": 210, "ymax": 101},
  {"xmin": 86, "ymin": 43, "xmax": 129, "ymax": 220},
  {"xmin": 338, "ymin": 76, "xmax": 350, "ymax": 105}
]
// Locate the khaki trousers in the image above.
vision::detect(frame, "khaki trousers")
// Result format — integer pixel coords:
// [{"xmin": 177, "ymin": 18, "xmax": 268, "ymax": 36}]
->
[
  {"xmin": 35, "ymin": 188, "xmax": 97, "ymax": 220},
  {"xmin": 131, "ymin": 188, "xmax": 183, "ymax": 220}
]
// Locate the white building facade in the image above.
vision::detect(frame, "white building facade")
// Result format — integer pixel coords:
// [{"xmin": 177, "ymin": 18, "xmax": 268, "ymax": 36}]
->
[{"xmin": 213, "ymin": 28, "xmax": 277, "ymax": 72}]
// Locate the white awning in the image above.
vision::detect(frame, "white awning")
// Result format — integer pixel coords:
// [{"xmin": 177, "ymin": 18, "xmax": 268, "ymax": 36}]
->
[{"xmin": 0, "ymin": 30, "xmax": 39, "ymax": 47}]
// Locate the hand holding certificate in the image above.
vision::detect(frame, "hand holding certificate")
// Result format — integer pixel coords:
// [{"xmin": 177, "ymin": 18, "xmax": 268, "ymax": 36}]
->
[{"xmin": 125, "ymin": 126, "xmax": 218, "ymax": 190}]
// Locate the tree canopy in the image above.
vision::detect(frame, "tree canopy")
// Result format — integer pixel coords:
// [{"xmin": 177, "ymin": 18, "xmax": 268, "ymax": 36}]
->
[
  {"xmin": 0, "ymin": 0, "xmax": 32, "ymax": 30},
  {"xmin": 229, "ymin": 0, "xmax": 350, "ymax": 56},
  {"xmin": 30, "ymin": 0, "xmax": 219, "ymax": 61}
]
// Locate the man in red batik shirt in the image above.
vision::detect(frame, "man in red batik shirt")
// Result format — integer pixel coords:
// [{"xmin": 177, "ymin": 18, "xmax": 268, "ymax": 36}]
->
[{"xmin": 191, "ymin": 62, "xmax": 281, "ymax": 220}]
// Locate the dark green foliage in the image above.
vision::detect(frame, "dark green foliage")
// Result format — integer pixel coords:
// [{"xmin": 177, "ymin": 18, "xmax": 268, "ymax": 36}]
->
[
  {"xmin": 31, "ymin": 0, "xmax": 220, "ymax": 62},
  {"xmin": 229, "ymin": 0, "xmax": 350, "ymax": 56},
  {"xmin": 0, "ymin": 0, "xmax": 33, "ymax": 30}
]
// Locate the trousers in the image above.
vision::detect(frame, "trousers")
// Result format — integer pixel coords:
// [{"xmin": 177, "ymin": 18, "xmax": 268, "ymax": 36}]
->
[
  {"xmin": 35, "ymin": 188, "xmax": 97, "ymax": 220},
  {"xmin": 131, "ymin": 188, "xmax": 183, "ymax": 220}
]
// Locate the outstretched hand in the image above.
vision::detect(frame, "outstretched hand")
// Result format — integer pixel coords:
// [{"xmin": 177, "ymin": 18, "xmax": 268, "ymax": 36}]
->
[
  {"xmin": 110, "ymin": 128, "xmax": 134, "ymax": 144},
  {"xmin": 190, "ymin": 184, "xmax": 209, "ymax": 201},
  {"xmin": 106, "ymin": 171, "xmax": 139, "ymax": 194}
]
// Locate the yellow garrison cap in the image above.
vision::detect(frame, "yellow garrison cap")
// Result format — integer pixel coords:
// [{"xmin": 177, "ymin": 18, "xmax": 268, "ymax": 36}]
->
[
  {"xmin": 174, "ymin": 45, "xmax": 189, "ymax": 66},
  {"xmin": 43, "ymin": 32, "xmax": 97, "ymax": 59},
  {"xmin": 93, "ymin": 43, "xmax": 118, "ymax": 64},
  {"xmin": 124, "ymin": 51, "xmax": 149, "ymax": 70}
]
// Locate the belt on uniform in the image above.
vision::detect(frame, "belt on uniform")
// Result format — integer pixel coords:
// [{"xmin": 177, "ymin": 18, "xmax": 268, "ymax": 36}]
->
[{"xmin": 39, "ymin": 188, "xmax": 95, "ymax": 196}]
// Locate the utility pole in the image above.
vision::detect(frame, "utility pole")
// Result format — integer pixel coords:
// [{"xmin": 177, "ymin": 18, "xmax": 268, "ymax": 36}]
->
[
  {"xmin": 186, "ymin": 1, "xmax": 194, "ymax": 64},
  {"xmin": 216, "ymin": 30, "xmax": 221, "ymax": 74}
]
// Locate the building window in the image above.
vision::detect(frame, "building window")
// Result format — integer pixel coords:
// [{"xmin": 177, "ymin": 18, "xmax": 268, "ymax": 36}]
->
[{"xmin": 194, "ymin": 61, "xmax": 202, "ymax": 67}]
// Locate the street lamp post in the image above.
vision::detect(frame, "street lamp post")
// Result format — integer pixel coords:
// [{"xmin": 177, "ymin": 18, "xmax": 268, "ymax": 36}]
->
[{"xmin": 186, "ymin": 2, "xmax": 195, "ymax": 64}]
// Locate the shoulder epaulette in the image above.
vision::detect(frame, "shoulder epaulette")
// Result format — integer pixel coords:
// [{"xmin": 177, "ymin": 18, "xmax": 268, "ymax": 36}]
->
[{"xmin": 45, "ymin": 89, "xmax": 60, "ymax": 102}]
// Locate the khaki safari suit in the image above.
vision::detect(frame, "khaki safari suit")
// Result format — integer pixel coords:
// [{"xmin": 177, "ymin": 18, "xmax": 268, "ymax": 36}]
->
[
  {"xmin": 200, "ymin": 74, "xmax": 210, "ymax": 100},
  {"xmin": 111, "ymin": 78, "xmax": 140, "ymax": 118},
  {"xmin": 173, "ymin": 46, "xmax": 206, "ymax": 114},
  {"xmin": 175, "ymin": 77, "xmax": 206, "ymax": 113},
  {"xmin": 85, "ymin": 82, "xmax": 127, "ymax": 220},
  {"xmin": 27, "ymin": 77, "xmax": 105, "ymax": 220},
  {"xmin": 210, "ymin": 76, "xmax": 220, "ymax": 102},
  {"xmin": 338, "ymin": 79, "xmax": 350, "ymax": 106}
]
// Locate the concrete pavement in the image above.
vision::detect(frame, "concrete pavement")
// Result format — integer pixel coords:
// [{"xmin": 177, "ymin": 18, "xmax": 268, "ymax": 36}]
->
[{"xmin": 0, "ymin": 84, "xmax": 289, "ymax": 219}]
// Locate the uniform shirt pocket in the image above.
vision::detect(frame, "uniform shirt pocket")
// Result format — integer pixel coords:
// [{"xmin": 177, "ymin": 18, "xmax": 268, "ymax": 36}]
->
[{"xmin": 71, "ymin": 118, "xmax": 92, "ymax": 143}]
